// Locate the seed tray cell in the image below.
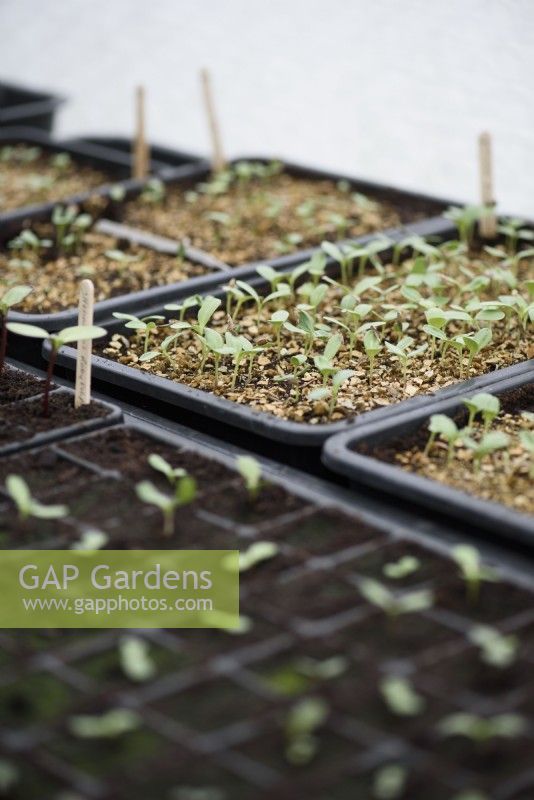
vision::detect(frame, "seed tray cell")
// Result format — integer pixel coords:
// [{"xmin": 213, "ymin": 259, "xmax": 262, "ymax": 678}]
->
[{"xmin": 0, "ymin": 363, "xmax": 121, "ymax": 458}]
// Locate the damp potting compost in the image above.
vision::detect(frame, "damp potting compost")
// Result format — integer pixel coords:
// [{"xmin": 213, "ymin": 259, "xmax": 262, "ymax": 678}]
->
[{"xmin": 0, "ymin": 419, "xmax": 533, "ymax": 799}]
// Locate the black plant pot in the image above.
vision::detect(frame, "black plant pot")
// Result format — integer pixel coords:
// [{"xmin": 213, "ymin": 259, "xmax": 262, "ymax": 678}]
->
[
  {"xmin": 0, "ymin": 81, "xmax": 65, "ymax": 132},
  {"xmin": 323, "ymin": 372, "xmax": 534, "ymax": 546}
]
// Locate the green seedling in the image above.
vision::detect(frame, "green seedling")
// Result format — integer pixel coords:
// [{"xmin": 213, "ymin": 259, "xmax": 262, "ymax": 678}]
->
[
  {"xmin": 139, "ymin": 331, "xmax": 181, "ymax": 365},
  {"xmin": 462, "ymin": 393, "xmax": 501, "ymax": 429},
  {"xmin": 269, "ymin": 309, "xmax": 289, "ymax": 350},
  {"xmin": 284, "ymin": 696, "xmax": 329, "ymax": 766},
  {"xmin": 141, "ymin": 178, "xmax": 165, "ymax": 204},
  {"xmin": 113, "ymin": 313, "xmax": 165, "ymax": 353},
  {"xmin": 444, "ymin": 205, "xmax": 486, "ymax": 245},
  {"xmin": 463, "ymin": 431, "xmax": 510, "ymax": 472},
  {"xmin": 136, "ymin": 474, "xmax": 197, "ymax": 537},
  {"xmin": 274, "ymin": 232, "xmax": 303, "ymax": 254},
  {"xmin": 224, "ymin": 541, "xmax": 279, "ymax": 573},
  {"xmin": 321, "ymin": 241, "xmax": 354, "ymax": 284},
  {"xmin": 223, "ymin": 332, "xmax": 266, "ymax": 387},
  {"xmin": 348, "ymin": 238, "xmax": 391, "ymax": 277},
  {"xmin": 0, "ymin": 285, "xmax": 32, "ymax": 375},
  {"xmin": 109, "ymin": 184, "xmax": 126, "ymax": 203},
  {"xmin": 8, "ymin": 228, "xmax": 52, "ymax": 256},
  {"xmin": 71, "ymin": 529, "xmax": 109, "ymax": 550},
  {"xmin": 519, "ymin": 428, "xmax": 534, "ymax": 478},
  {"xmin": 51, "ymin": 152, "xmax": 72, "ymax": 173},
  {"xmin": 363, "ymin": 328, "xmax": 382, "ymax": 383},
  {"xmin": 380, "ymin": 676, "xmax": 425, "ymax": 716},
  {"xmin": 5, "ymin": 475, "xmax": 68, "ymax": 521},
  {"xmin": 148, "ymin": 453, "xmax": 187, "ymax": 487},
  {"xmin": 424, "ymin": 414, "xmax": 469, "ymax": 463},
  {"xmin": 274, "ymin": 353, "xmax": 308, "ymax": 402},
  {"xmin": 52, "ymin": 205, "xmax": 92, "ymax": 254},
  {"xmin": 498, "ymin": 216, "xmax": 534, "ymax": 254},
  {"xmin": 468, "ymin": 625, "xmax": 519, "ymax": 669},
  {"xmin": 169, "ymin": 296, "xmax": 222, "ymax": 369},
  {"xmin": 105, "ymin": 249, "xmax": 140, "ymax": 266},
  {"xmin": 195, "ymin": 328, "xmax": 234, "ymax": 384},
  {"xmin": 385, "ymin": 336, "xmax": 428, "ymax": 388},
  {"xmin": 313, "ymin": 333, "xmax": 343, "ymax": 384},
  {"xmin": 284, "ymin": 308, "xmax": 330, "ymax": 355},
  {"xmin": 372, "ymin": 763, "xmax": 408, "ymax": 800},
  {"xmin": 119, "ymin": 635, "xmax": 156, "ymax": 682},
  {"xmin": 0, "ymin": 760, "xmax": 18, "ymax": 794},
  {"xmin": 6, "ymin": 323, "xmax": 107, "ymax": 416},
  {"xmin": 256, "ymin": 264, "xmax": 287, "ymax": 293},
  {"xmin": 358, "ymin": 578, "xmax": 433, "ymax": 619},
  {"xmin": 69, "ymin": 708, "xmax": 141, "ymax": 738},
  {"xmin": 451, "ymin": 544, "xmax": 499, "ymax": 604},
  {"xmin": 164, "ymin": 295, "xmax": 201, "ymax": 321},
  {"xmin": 296, "ymin": 655, "xmax": 348, "ymax": 680},
  {"xmin": 308, "ymin": 368, "xmax": 354, "ymax": 418},
  {"xmin": 437, "ymin": 712, "xmax": 528, "ymax": 745},
  {"xmin": 236, "ymin": 455, "xmax": 262, "ymax": 500},
  {"xmin": 393, "ymin": 233, "xmax": 440, "ymax": 266},
  {"xmin": 449, "ymin": 328, "xmax": 492, "ymax": 379},
  {"xmin": 383, "ymin": 555, "xmax": 421, "ymax": 580}
]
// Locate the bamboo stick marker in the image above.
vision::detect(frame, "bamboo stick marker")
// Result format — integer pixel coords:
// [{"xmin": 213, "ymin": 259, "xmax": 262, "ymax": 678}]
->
[
  {"xmin": 478, "ymin": 131, "xmax": 497, "ymax": 239},
  {"xmin": 74, "ymin": 279, "xmax": 95, "ymax": 408},
  {"xmin": 200, "ymin": 68, "xmax": 226, "ymax": 173},
  {"xmin": 133, "ymin": 85, "xmax": 149, "ymax": 180}
]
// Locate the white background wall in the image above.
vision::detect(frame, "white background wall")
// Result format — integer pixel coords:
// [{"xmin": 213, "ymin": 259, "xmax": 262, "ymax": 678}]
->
[{"xmin": 1, "ymin": 0, "xmax": 533, "ymax": 215}]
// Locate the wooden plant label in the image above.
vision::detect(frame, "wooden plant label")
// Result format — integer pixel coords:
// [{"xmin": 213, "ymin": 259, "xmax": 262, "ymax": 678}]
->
[
  {"xmin": 478, "ymin": 131, "xmax": 497, "ymax": 238},
  {"xmin": 200, "ymin": 68, "xmax": 226, "ymax": 173},
  {"xmin": 133, "ymin": 85, "xmax": 149, "ymax": 180},
  {"xmin": 75, "ymin": 279, "xmax": 95, "ymax": 408}
]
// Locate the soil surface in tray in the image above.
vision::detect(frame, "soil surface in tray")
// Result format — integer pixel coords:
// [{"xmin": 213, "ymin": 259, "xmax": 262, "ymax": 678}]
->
[
  {"xmin": 0, "ymin": 144, "xmax": 110, "ymax": 211},
  {"xmin": 0, "ymin": 390, "xmax": 111, "ymax": 449},
  {"xmin": 104, "ymin": 240, "xmax": 533, "ymax": 424},
  {"xmin": 357, "ymin": 383, "xmax": 534, "ymax": 516},
  {"xmin": 120, "ymin": 161, "xmax": 414, "ymax": 265},
  {"xmin": 0, "ymin": 423, "xmax": 533, "ymax": 798},
  {"xmin": 0, "ymin": 364, "xmax": 49, "ymax": 406},
  {"xmin": 0, "ymin": 223, "xmax": 209, "ymax": 314}
]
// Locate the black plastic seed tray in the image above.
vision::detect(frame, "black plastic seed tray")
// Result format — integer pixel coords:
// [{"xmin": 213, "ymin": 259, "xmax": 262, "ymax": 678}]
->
[
  {"xmin": 0, "ymin": 128, "xmax": 204, "ymax": 238},
  {"xmin": 4, "ymin": 217, "xmax": 231, "ymax": 334},
  {"xmin": 0, "ymin": 80, "xmax": 64, "ymax": 132},
  {"xmin": 102, "ymin": 154, "xmax": 457, "ymax": 273},
  {"xmin": 0, "ymin": 361, "xmax": 121, "ymax": 457},
  {"xmin": 44, "ymin": 227, "xmax": 534, "ymax": 471},
  {"xmin": 0, "ymin": 413, "xmax": 532, "ymax": 798},
  {"xmin": 61, "ymin": 134, "xmax": 205, "ymax": 174},
  {"xmin": 323, "ymin": 371, "xmax": 534, "ymax": 546}
]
